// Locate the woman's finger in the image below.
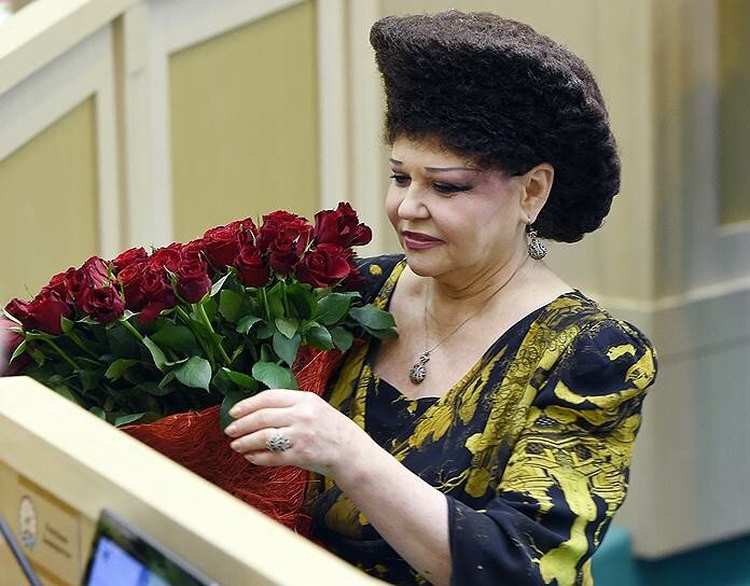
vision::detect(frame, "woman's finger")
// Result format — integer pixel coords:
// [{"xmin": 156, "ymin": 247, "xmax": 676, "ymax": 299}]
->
[
  {"xmin": 229, "ymin": 388, "xmax": 301, "ymax": 418},
  {"xmin": 224, "ymin": 406, "xmax": 294, "ymax": 438},
  {"xmin": 230, "ymin": 426, "xmax": 294, "ymax": 456}
]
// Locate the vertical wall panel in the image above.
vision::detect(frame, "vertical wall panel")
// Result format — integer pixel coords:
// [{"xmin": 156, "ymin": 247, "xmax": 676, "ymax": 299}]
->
[
  {"xmin": 169, "ymin": 1, "xmax": 319, "ymax": 242},
  {"xmin": 0, "ymin": 98, "xmax": 99, "ymax": 303},
  {"xmin": 718, "ymin": 0, "xmax": 750, "ymax": 225}
]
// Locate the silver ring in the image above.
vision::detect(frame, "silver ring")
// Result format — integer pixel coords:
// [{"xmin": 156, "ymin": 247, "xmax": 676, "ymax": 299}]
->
[{"xmin": 265, "ymin": 430, "xmax": 291, "ymax": 453}]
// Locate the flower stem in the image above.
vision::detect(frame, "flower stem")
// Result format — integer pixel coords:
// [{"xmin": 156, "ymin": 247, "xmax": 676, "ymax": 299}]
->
[
  {"xmin": 194, "ymin": 303, "xmax": 232, "ymax": 365},
  {"xmin": 43, "ymin": 338, "xmax": 81, "ymax": 370},
  {"xmin": 174, "ymin": 306, "xmax": 216, "ymax": 370},
  {"xmin": 67, "ymin": 330, "xmax": 99, "ymax": 359},
  {"xmin": 121, "ymin": 319, "xmax": 144, "ymax": 342}
]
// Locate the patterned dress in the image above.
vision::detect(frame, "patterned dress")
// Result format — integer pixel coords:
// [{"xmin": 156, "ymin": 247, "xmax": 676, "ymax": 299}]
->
[{"xmin": 308, "ymin": 255, "xmax": 658, "ymax": 585}]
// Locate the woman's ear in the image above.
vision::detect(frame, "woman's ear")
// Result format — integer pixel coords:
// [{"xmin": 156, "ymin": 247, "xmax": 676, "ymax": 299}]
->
[{"xmin": 520, "ymin": 163, "xmax": 554, "ymax": 223}]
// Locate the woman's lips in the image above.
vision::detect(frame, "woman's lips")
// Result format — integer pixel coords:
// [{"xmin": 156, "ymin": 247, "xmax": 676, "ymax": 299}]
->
[{"xmin": 402, "ymin": 231, "xmax": 443, "ymax": 250}]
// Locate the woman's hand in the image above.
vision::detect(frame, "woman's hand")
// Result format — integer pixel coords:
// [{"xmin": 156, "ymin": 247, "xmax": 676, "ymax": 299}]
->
[{"xmin": 223, "ymin": 389, "xmax": 365, "ymax": 478}]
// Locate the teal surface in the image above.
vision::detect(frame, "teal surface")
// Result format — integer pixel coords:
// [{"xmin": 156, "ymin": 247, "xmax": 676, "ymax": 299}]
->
[{"xmin": 592, "ymin": 528, "xmax": 750, "ymax": 586}]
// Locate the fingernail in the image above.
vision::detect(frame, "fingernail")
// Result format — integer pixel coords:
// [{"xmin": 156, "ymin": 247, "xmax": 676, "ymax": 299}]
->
[
  {"xmin": 224, "ymin": 424, "xmax": 236, "ymax": 435},
  {"xmin": 230, "ymin": 441, "xmax": 240, "ymax": 451},
  {"xmin": 229, "ymin": 407, "xmax": 240, "ymax": 417}
]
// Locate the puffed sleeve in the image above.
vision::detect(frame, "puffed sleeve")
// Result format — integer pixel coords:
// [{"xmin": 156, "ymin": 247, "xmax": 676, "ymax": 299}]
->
[{"xmin": 447, "ymin": 319, "xmax": 657, "ymax": 586}]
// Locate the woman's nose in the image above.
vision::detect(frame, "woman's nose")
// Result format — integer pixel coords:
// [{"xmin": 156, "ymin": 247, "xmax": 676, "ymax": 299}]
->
[{"xmin": 397, "ymin": 184, "xmax": 429, "ymax": 220}]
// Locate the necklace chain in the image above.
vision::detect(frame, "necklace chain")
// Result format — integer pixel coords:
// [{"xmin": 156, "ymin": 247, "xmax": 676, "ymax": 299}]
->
[{"xmin": 408, "ymin": 256, "xmax": 529, "ymax": 385}]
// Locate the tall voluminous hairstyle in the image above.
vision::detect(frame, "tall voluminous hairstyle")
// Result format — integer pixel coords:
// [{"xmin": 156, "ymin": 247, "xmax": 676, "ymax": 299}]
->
[{"xmin": 370, "ymin": 11, "xmax": 621, "ymax": 242}]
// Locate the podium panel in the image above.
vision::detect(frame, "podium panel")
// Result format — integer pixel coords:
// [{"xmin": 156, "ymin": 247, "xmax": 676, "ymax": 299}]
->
[{"xmin": 0, "ymin": 376, "xmax": 380, "ymax": 585}]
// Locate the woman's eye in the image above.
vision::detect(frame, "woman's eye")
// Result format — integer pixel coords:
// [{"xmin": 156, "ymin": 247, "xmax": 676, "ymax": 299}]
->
[
  {"xmin": 390, "ymin": 173, "xmax": 410, "ymax": 186},
  {"xmin": 433, "ymin": 182, "xmax": 472, "ymax": 195}
]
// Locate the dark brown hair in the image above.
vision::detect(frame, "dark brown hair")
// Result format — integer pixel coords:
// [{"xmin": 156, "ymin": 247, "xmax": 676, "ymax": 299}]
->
[{"xmin": 370, "ymin": 11, "xmax": 621, "ymax": 242}]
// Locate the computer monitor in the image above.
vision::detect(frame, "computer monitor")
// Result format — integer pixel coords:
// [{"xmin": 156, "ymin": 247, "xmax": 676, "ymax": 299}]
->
[{"xmin": 80, "ymin": 508, "xmax": 219, "ymax": 586}]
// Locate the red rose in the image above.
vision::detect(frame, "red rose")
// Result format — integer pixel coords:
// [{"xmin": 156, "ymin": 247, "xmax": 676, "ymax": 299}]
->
[
  {"xmin": 27, "ymin": 289, "xmax": 72, "ymax": 335},
  {"xmin": 80, "ymin": 286, "xmax": 125, "ymax": 323},
  {"xmin": 118, "ymin": 261, "xmax": 148, "ymax": 311},
  {"xmin": 267, "ymin": 237, "xmax": 301, "ymax": 275},
  {"xmin": 259, "ymin": 210, "xmax": 313, "ymax": 251},
  {"xmin": 4, "ymin": 298, "xmax": 33, "ymax": 328},
  {"xmin": 226, "ymin": 218, "xmax": 259, "ymax": 244},
  {"xmin": 175, "ymin": 257, "xmax": 211, "ymax": 303},
  {"xmin": 201, "ymin": 225, "xmax": 243, "ymax": 270},
  {"xmin": 147, "ymin": 244, "xmax": 182, "ymax": 272},
  {"xmin": 45, "ymin": 270, "xmax": 71, "ymax": 299},
  {"xmin": 0, "ymin": 317, "xmax": 29, "ymax": 375},
  {"xmin": 139, "ymin": 268, "xmax": 176, "ymax": 322},
  {"xmin": 113, "ymin": 247, "xmax": 148, "ymax": 272},
  {"xmin": 296, "ymin": 243, "xmax": 355, "ymax": 288},
  {"xmin": 314, "ymin": 202, "xmax": 372, "ymax": 247},
  {"xmin": 234, "ymin": 243, "xmax": 270, "ymax": 287},
  {"xmin": 68, "ymin": 256, "xmax": 110, "ymax": 309}
]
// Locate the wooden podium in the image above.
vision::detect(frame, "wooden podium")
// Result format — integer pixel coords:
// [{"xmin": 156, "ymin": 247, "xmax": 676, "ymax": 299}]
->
[{"xmin": 0, "ymin": 376, "xmax": 380, "ymax": 585}]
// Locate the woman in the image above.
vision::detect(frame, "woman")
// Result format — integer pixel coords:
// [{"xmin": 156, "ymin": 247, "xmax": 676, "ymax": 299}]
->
[{"xmin": 224, "ymin": 11, "xmax": 657, "ymax": 586}]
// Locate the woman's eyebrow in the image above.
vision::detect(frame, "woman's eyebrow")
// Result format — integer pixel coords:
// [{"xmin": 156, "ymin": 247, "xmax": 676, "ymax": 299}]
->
[{"xmin": 389, "ymin": 158, "xmax": 480, "ymax": 173}]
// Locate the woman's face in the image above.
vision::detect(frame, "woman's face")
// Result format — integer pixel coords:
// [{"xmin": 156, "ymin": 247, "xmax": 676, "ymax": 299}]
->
[{"xmin": 386, "ymin": 137, "xmax": 527, "ymax": 284}]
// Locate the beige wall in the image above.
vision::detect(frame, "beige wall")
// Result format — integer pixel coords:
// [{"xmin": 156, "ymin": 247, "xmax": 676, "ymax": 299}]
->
[
  {"xmin": 0, "ymin": 98, "xmax": 99, "ymax": 303},
  {"xmin": 170, "ymin": 1, "xmax": 319, "ymax": 243},
  {"xmin": 718, "ymin": 0, "xmax": 750, "ymax": 225}
]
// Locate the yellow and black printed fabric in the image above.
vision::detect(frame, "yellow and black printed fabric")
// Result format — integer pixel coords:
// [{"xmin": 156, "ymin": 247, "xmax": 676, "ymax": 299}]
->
[{"xmin": 308, "ymin": 255, "xmax": 657, "ymax": 586}]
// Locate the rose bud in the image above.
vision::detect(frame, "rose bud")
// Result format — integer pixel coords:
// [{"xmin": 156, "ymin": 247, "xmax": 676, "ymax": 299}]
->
[
  {"xmin": 234, "ymin": 243, "xmax": 270, "ymax": 287},
  {"xmin": 175, "ymin": 257, "xmax": 212, "ymax": 303},
  {"xmin": 267, "ymin": 237, "xmax": 300, "ymax": 275},
  {"xmin": 118, "ymin": 261, "xmax": 148, "ymax": 311},
  {"xmin": 80, "ymin": 286, "xmax": 126, "ymax": 323},
  {"xmin": 4, "ymin": 298, "xmax": 33, "ymax": 329}
]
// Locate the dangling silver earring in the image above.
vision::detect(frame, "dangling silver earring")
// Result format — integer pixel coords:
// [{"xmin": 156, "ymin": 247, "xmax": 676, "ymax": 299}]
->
[{"xmin": 526, "ymin": 224, "xmax": 547, "ymax": 260}]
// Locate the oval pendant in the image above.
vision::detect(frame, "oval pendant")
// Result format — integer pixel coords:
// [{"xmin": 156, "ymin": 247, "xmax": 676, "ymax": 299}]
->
[{"xmin": 409, "ymin": 362, "xmax": 427, "ymax": 384}]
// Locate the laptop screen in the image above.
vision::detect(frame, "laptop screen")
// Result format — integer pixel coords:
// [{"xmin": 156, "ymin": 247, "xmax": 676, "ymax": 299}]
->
[{"xmin": 80, "ymin": 509, "xmax": 219, "ymax": 586}]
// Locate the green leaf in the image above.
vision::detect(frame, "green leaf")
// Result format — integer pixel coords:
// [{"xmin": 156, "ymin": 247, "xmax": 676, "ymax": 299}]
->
[
  {"xmin": 137, "ymin": 381, "xmax": 174, "ymax": 396},
  {"xmin": 275, "ymin": 317, "xmax": 299, "ymax": 339},
  {"xmin": 151, "ymin": 325, "xmax": 200, "ymax": 355},
  {"xmin": 157, "ymin": 372, "xmax": 176, "ymax": 390},
  {"xmin": 219, "ymin": 289, "xmax": 244, "ymax": 322},
  {"xmin": 10, "ymin": 340, "xmax": 27, "ymax": 363},
  {"xmin": 252, "ymin": 361, "xmax": 297, "ymax": 390},
  {"xmin": 266, "ymin": 284, "xmax": 285, "ymax": 319},
  {"xmin": 210, "ymin": 272, "xmax": 231, "ymax": 297},
  {"xmin": 143, "ymin": 337, "xmax": 168, "ymax": 372},
  {"xmin": 273, "ymin": 330, "xmax": 301, "ymax": 367},
  {"xmin": 104, "ymin": 359, "xmax": 140, "ymax": 381},
  {"xmin": 79, "ymin": 369, "xmax": 104, "ymax": 393},
  {"xmin": 257, "ymin": 322, "xmax": 274, "ymax": 339},
  {"xmin": 330, "ymin": 326, "xmax": 354, "ymax": 352},
  {"xmin": 286, "ymin": 282, "xmax": 316, "ymax": 319},
  {"xmin": 61, "ymin": 316, "xmax": 75, "ymax": 334},
  {"xmin": 106, "ymin": 324, "xmax": 140, "ymax": 359},
  {"xmin": 236, "ymin": 315, "xmax": 262, "ymax": 334},
  {"xmin": 174, "ymin": 356, "xmax": 212, "ymax": 391},
  {"xmin": 114, "ymin": 412, "xmax": 146, "ymax": 427},
  {"xmin": 349, "ymin": 305, "xmax": 397, "ymax": 331},
  {"xmin": 307, "ymin": 324, "xmax": 334, "ymax": 350},
  {"xmin": 316, "ymin": 293, "xmax": 353, "ymax": 326},
  {"xmin": 219, "ymin": 390, "xmax": 254, "ymax": 431},
  {"xmin": 89, "ymin": 406, "xmax": 107, "ymax": 420},
  {"xmin": 220, "ymin": 368, "xmax": 259, "ymax": 391}
]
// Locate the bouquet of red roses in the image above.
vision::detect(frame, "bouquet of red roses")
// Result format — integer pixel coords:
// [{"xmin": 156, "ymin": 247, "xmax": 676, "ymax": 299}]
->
[{"xmin": 2, "ymin": 203, "xmax": 395, "ymax": 532}]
